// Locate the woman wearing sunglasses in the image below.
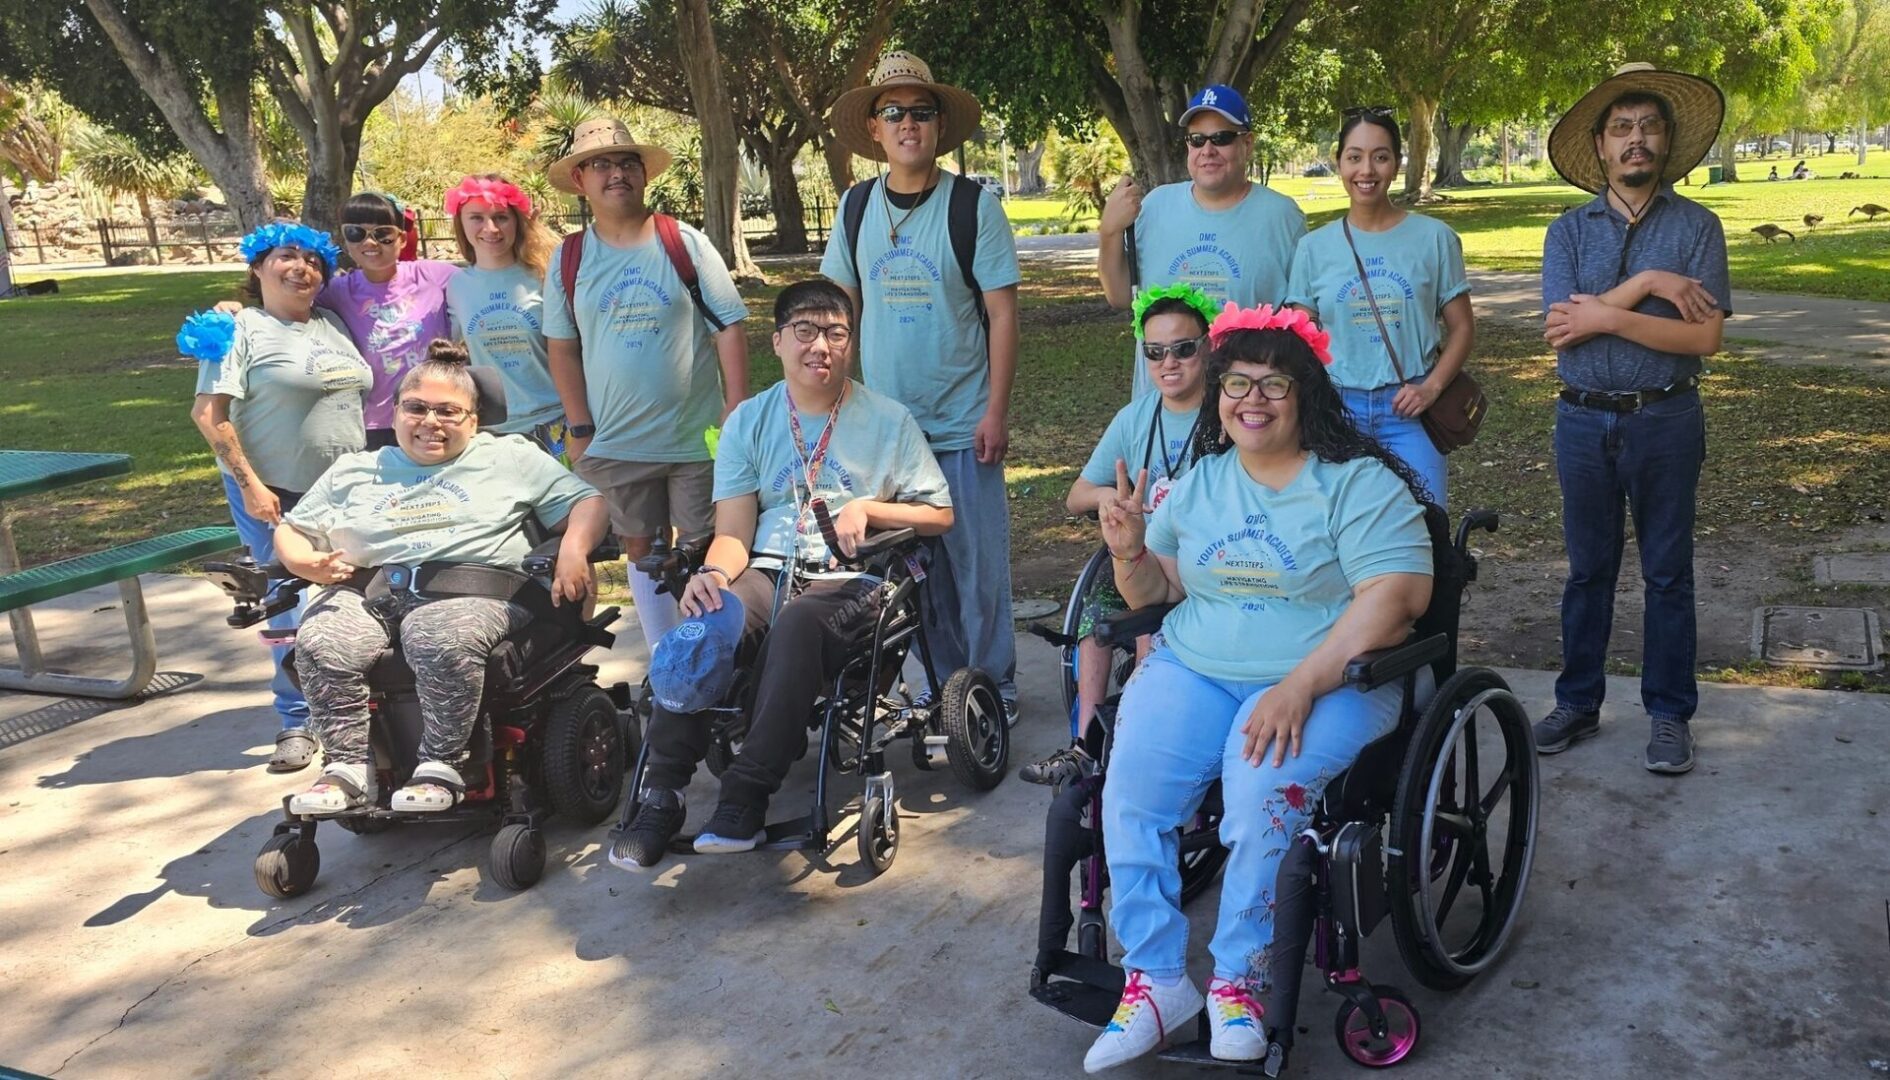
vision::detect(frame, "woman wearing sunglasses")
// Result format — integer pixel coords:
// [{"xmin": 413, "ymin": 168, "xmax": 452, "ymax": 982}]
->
[
  {"xmin": 1286, "ymin": 106, "xmax": 1473, "ymax": 507},
  {"xmin": 1080, "ymin": 304, "xmax": 1433, "ymax": 1072},
  {"xmin": 274, "ymin": 341, "xmax": 606, "ymax": 816},
  {"xmin": 1019, "ymin": 283, "xmax": 1217, "ymax": 788}
]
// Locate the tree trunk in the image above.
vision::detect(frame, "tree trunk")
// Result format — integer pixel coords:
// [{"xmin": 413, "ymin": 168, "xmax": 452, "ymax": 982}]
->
[
  {"xmin": 764, "ymin": 136, "xmax": 808, "ymax": 254},
  {"xmin": 1859, "ymin": 116, "xmax": 1870, "ymax": 166},
  {"xmin": 1717, "ymin": 130, "xmax": 1741, "ymax": 182},
  {"xmin": 1826, "ymin": 131, "xmax": 1838, "ymax": 154},
  {"xmin": 1500, "ymin": 124, "xmax": 1510, "ymax": 184},
  {"xmin": 1404, "ymin": 95, "xmax": 1437, "ymax": 199},
  {"xmin": 821, "ymin": 135, "xmax": 854, "ymax": 198},
  {"xmin": 1790, "ymin": 129, "xmax": 1805, "ymax": 156},
  {"xmin": 0, "ymin": 171, "xmax": 16, "ymax": 295},
  {"xmin": 1017, "ymin": 140, "xmax": 1045, "ymax": 193},
  {"xmin": 1090, "ymin": 4, "xmax": 1187, "ymax": 186},
  {"xmin": 300, "ymin": 122, "xmax": 363, "ymax": 237},
  {"xmin": 676, "ymin": 0, "xmax": 762, "ymax": 283},
  {"xmin": 1431, "ymin": 112, "xmax": 1472, "ymax": 189}
]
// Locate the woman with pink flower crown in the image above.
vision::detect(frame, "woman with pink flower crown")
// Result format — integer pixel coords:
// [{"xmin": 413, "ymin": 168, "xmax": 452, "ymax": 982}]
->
[{"xmin": 1079, "ymin": 303, "xmax": 1434, "ymax": 1073}]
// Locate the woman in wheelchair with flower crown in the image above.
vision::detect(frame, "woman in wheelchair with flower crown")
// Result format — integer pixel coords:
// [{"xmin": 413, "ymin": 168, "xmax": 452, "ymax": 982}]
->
[{"xmin": 1080, "ymin": 303, "xmax": 1433, "ymax": 1072}]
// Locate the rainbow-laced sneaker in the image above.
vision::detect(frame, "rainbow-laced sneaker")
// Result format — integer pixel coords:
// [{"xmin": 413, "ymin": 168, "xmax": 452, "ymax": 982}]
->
[
  {"xmin": 1206, "ymin": 976, "xmax": 1267, "ymax": 1061},
  {"xmin": 1082, "ymin": 970, "xmax": 1203, "ymax": 1073}
]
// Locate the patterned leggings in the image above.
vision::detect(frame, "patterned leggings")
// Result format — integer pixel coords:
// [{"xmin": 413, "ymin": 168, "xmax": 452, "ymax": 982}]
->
[{"xmin": 295, "ymin": 587, "xmax": 530, "ymax": 769}]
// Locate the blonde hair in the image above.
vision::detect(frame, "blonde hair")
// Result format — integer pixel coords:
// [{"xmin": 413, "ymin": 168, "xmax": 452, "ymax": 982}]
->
[{"xmin": 450, "ymin": 173, "xmax": 557, "ymax": 278}]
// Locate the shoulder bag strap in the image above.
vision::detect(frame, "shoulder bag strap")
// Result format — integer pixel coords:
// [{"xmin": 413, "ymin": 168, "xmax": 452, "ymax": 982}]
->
[
  {"xmin": 558, "ymin": 230, "xmax": 584, "ymax": 328},
  {"xmin": 1341, "ymin": 218, "xmax": 1406, "ymax": 383}
]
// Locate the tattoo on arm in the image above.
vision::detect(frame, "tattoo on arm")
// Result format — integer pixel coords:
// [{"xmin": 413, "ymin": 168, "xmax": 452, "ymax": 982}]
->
[{"xmin": 211, "ymin": 433, "xmax": 255, "ymax": 490}]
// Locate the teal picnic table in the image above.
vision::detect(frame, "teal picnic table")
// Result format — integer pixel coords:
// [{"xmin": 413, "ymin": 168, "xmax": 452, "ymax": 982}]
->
[{"xmin": 0, "ymin": 450, "xmax": 241, "ymax": 698}]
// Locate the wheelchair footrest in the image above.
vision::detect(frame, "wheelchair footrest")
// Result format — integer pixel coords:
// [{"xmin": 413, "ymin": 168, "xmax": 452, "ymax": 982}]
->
[
  {"xmin": 668, "ymin": 813, "xmax": 824, "ymax": 854},
  {"xmin": 1157, "ymin": 1035, "xmax": 1286, "ymax": 1076},
  {"xmin": 1030, "ymin": 977, "xmax": 1121, "ymax": 1029}
]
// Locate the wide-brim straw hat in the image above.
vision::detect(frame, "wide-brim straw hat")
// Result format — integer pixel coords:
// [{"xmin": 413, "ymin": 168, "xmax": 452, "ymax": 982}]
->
[
  {"xmin": 549, "ymin": 118, "xmax": 674, "ymax": 194},
  {"xmin": 828, "ymin": 51, "xmax": 982, "ymax": 162},
  {"xmin": 1549, "ymin": 62, "xmax": 1724, "ymax": 195}
]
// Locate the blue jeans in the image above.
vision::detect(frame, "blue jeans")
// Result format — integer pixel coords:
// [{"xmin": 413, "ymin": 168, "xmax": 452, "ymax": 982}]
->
[
  {"xmin": 219, "ymin": 472, "xmax": 308, "ymax": 730},
  {"xmin": 1552, "ymin": 392, "xmax": 1705, "ymax": 722},
  {"xmin": 1340, "ymin": 383, "xmax": 1446, "ymax": 509},
  {"xmin": 921, "ymin": 448, "xmax": 1017, "ymax": 698},
  {"xmin": 1102, "ymin": 645, "xmax": 1402, "ymax": 983}
]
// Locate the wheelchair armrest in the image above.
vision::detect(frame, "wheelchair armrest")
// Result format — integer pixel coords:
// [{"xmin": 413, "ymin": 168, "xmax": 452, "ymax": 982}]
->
[
  {"xmin": 1093, "ymin": 602, "xmax": 1176, "ymax": 649},
  {"xmin": 522, "ymin": 535, "xmax": 626, "ymax": 577},
  {"xmin": 1342, "ymin": 633, "xmax": 1448, "ymax": 692},
  {"xmin": 205, "ymin": 558, "xmax": 308, "ymax": 628},
  {"xmin": 849, "ymin": 527, "xmax": 918, "ymax": 564}
]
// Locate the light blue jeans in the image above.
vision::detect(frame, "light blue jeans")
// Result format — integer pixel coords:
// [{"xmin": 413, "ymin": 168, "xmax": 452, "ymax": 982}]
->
[
  {"xmin": 219, "ymin": 471, "xmax": 308, "ymax": 730},
  {"xmin": 1340, "ymin": 383, "xmax": 1447, "ymax": 510},
  {"xmin": 1102, "ymin": 644, "xmax": 1403, "ymax": 983},
  {"xmin": 921, "ymin": 448, "xmax": 1017, "ymax": 699}
]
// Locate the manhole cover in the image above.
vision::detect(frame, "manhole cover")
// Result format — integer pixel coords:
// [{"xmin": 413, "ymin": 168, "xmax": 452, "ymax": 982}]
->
[
  {"xmin": 1751, "ymin": 606, "xmax": 1883, "ymax": 671},
  {"xmin": 1812, "ymin": 553, "xmax": 1890, "ymax": 585},
  {"xmin": 1013, "ymin": 598, "xmax": 1060, "ymax": 621}
]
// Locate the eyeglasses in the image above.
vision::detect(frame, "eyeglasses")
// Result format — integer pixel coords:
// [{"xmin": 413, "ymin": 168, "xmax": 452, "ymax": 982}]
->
[
  {"xmin": 1218, "ymin": 372, "xmax": 1295, "ymax": 401},
  {"xmin": 1183, "ymin": 130, "xmax": 1244, "ymax": 149},
  {"xmin": 784, "ymin": 319, "xmax": 852, "ymax": 345},
  {"xmin": 584, "ymin": 155, "xmax": 644, "ymax": 174},
  {"xmin": 874, "ymin": 104, "xmax": 940, "ymax": 124},
  {"xmin": 1142, "ymin": 336, "xmax": 1206, "ymax": 363},
  {"xmin": 398, "ymin": 400, "xmax": 472, "ymax": 423},
  {"xmin": 1603, "ymin": 116, "xmax": 1668, "ymax": 138},
  {"xmin": 1343, "ymin": 105, "xmax": 1396, "ymax": 120},
  {"xmin": 342, "ymin": 224, "xmax": 401, "ymax": 245}
]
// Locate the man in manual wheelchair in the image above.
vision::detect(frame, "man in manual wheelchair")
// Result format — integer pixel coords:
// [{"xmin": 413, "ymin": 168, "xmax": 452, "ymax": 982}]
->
[
  {"xmin": 1028, "ymin": 305, "xmax": 1538, "ymax": 1074},
  {"xmin": 611, "ymin": 280, "xmax": 1008, "ymax": 875}
]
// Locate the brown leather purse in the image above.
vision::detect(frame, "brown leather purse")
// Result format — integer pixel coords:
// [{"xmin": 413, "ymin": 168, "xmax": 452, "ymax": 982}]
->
[{"xmin": 1342, "ymin": 219, "xmax": 1486, "ymax": 454}]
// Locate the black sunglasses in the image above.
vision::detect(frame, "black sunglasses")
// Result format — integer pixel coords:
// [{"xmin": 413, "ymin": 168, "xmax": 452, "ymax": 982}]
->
[
  {"xmin": 874, "ymin": 104, "xmax": 940, "ymax": 124},
  {"xmin": 1343, "ymin": 105, "xmax": 1397, "ymax": 121},
  {"xmin": 1142, "ymin": 336, "xmax": 1206, "ymax": 363},
  {"xmin": 1183, "ymin": 130, "xmax": 1243, "ymax": 149},
  {"xmin": 342, "ymin": 224, "xmax": 401, "ymax": 245}
]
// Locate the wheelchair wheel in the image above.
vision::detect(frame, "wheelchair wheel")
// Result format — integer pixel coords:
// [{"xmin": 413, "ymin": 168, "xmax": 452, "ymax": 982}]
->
[
  {"xmin": 1056, "ymin": 546, "xmax": 1112, "ymax": 731},
  {"xmin": 1387, "ymin": 667, "xmax": 1538, "ymax": 991},
  {"xmin": 940, "ymin": 667, "xmax": 1009, "ymax": 790},
  {"xmin": 255, "ymin": 832, "xmax": 320, "ymax": 899},
  {"xmin": 489, "ymin": 822, "xmax": 545, "ymax": 891},
  {"xmin": 1333, "ymin": 986, "xmax": 1420, "ymax": 1067},
  {"xmin": 858, "ymin": 794, "xmax": 898, "ymax": 877},
  {"xmin": 545, "ymin": 685, "xmax": 628, "ymax": 825}
]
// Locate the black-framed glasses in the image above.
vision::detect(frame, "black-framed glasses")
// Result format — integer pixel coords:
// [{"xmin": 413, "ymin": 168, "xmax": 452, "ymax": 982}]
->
[
  {"xmin": 874, "ymin": 104, "xmax": 940, "ymax": 124},
  {"xmin": 342, "ymin": 224, "xmax": 401, "ymax": 245},
  {"xmin": 783, "ymin": 319, "xmax": 852, "ymax": 345},
  {"xmin": 1183, "ymin": 130, "xmax": 1243, "ymax": 149},
  {"xmin": 398, "ymin": 400, "xmax": 472, "ymax": 423},
  {"xmin": 1142, "ymin": 335, "xmax": 1206, "ymax": 363},
  {"xmin": 584, "ymin": 154, "xmax": 644, "ymax": 174},
  {"xmin": 1603, "ymin": 116, "xmax": 1668, "ymax": 138},
  {"xmin": 1343, "ymin": 105, "xmax": 1397, "ymax": 121},
  {"xmin": 1218, "ymin": 371, "xmax": 1294, "ymax": 401}
]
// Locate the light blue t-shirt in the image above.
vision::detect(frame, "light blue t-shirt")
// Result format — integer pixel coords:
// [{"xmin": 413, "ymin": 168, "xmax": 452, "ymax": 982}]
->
[
  {"xmin": 1145, "ymin": 451, "xmax": 1431, "ymax": 682},
  {"xmin": 819, "ymin": 173, "xmax": 1021, "ymax": 452},
  {"xmin": 1079, "ymin": 394, "xmax": 1202, "ymax": 509},
  {"xmin": 1286, "ymin": 213, "xmax": 1469, "ymax": 392},
  {"xmin": 446, "ymin": 263, "xmax": 563, "ymax": 433},
  {"xmin": 542, "ymin": 222, "xmax": 748, "ymax": 463},
  {"xmin": 714, "ymin": 380, "xmax": 952, "ymax": 570},
  {"xmin": 1129, "ymin": 181, "xmax": 1306, "ymax": 399},
  {"xmin": 285, "ymin": 432, "xmax": 598, "ymax": 569}
]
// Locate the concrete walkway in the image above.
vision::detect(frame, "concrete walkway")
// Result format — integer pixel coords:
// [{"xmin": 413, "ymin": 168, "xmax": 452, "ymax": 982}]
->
[{"xmin": 2, "ymin": 575, "xmax": 1886, "ymax": 1078}]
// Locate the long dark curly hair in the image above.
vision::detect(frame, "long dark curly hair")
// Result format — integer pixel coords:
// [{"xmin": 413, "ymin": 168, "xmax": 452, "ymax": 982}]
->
[{"xmin": 1192, "ymin": 327, "xmax": 1434, "ymax": 507}]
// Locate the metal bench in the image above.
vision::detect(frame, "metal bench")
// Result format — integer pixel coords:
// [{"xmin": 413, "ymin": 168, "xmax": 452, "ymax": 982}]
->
[{"xmin": 0, "ymin": 526, "xmax": 241, "ymax": 698}]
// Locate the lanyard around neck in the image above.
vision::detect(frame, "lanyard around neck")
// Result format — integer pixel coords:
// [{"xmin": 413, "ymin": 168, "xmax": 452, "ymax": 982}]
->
[{"xmin": 784, "ymin": 382, "xmax": 847, "ymax": 500}]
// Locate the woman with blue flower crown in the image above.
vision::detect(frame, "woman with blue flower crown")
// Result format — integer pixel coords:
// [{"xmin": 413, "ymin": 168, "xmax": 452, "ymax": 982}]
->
[{"xmin": 185, "ymin": 223, "xmax": 373, "ymax": 772}]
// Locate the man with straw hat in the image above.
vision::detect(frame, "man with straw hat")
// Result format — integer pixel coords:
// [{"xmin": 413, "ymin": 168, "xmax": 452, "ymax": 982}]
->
[
  {"xmin": 821, "ymin": 51, "xmax": 1024, "ymax": 721},
  {"xmin": 1535, "ymin": 63, "xmax": 1729, "ymax": 776},
  {"xmin": 543, "ymin": 117, "xmax": 752, "ymax": 658}
]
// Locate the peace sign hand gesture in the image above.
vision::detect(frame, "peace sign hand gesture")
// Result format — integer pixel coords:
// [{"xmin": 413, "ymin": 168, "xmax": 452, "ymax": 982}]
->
[{"xmin": 1098, "ymin": 459, "xmax": 1150, "ymax": 561}]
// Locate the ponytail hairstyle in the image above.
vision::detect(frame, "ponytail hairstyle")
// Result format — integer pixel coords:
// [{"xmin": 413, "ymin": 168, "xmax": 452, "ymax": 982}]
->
[{"xmin": 397, "ymin": 338, "xmax": 481, "ymax": 411}]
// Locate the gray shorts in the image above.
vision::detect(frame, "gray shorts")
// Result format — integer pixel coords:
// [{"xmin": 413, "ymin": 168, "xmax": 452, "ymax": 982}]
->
[{"xmin": 574, "ymin": 454, "xmax": 715, "ymax": 541}]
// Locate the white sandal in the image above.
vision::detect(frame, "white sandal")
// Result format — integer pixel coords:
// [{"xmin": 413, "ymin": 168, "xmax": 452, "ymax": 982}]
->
[
  {"xmin": 390, "ymin": 762, "xmax": 466, "ymax": 812},
  {"xmin": 289, "ymin": 764, "xmax": 374, "ymax": 817}
]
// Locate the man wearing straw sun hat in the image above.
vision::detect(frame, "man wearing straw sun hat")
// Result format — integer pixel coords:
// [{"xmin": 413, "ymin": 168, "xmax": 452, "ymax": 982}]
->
[
  {"xmin": 1535, "ymin": 63, "xmax": 1728, "ymax": 777},
  {"xmin": 821, "ymin": 52, "xmax": 1024, "ymax": 721}
]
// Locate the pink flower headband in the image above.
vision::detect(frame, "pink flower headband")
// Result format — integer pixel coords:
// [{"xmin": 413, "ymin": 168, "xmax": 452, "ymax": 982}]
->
[
  {"xmin": 445, "ymin": 176, "xmax": 533, "ymax": 218},
  {"xmin": 1207, "ymin": 302, "xmax": 1333, "ymax": 365}
]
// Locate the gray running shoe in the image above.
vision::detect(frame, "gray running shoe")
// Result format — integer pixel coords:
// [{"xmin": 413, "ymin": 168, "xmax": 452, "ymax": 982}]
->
[
  {"xmin": 1533, "ymin": 704, "xmax": 1600, "ymax": 754},
  {"xmin": 1644, "ymin": 718, "xmax": 1695, "ymax": 774}
]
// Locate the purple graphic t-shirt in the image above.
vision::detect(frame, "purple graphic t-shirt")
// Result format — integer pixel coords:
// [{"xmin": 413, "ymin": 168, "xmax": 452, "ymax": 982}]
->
[{"xmin": 319, "ymin": 259, "xmax": 459, "ymax": 428}]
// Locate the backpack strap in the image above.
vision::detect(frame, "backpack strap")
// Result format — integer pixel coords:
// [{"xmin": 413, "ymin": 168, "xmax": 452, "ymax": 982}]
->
[
  {"xmin": 841, "ymin": 176, "xmax": 876, "ymax": 291},
  {"xmin": 653, "ymin": 213, "xmax": 728, "ymax": 333},
  {"xmin": 558, "ymin": 230, "xmax": 584, "ymax": 328},
  {"xmin": 946, "ymin": 173, "xmax": 987, "ymax": 335}
]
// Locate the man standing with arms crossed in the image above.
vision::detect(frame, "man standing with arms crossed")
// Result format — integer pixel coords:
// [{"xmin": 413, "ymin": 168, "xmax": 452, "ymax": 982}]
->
[
  {"xmin": 822, "ymin": 53, "xmax": 1023, "ymax": 719},
  {"xmin": 1096, "ymin": 84, "xmax": 1305, "ymax": 399},
  {"xmin": 544, "ymin": 119, "xmax": 751, "ymax": 657},
  {"xmin": 1535, "ymin": 64, "xmax": 1728, "ymax": 775}
]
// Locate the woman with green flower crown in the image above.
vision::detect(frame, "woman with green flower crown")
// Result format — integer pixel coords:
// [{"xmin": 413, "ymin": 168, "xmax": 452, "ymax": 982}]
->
[
  {"xmin": 1019, "ymin": 285, "xmax": 1218, "ymax": 788},
  {"xmin": 183, "ymin": 223, "xmax": 372, "ymax": 772}
]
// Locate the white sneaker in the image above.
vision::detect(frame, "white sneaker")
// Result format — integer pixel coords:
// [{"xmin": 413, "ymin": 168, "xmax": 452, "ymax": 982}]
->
[
  {"xmin": 1082, "ymin": 970, "xmax": 1202, "ymax": 1073},
  {"xmin": 1205, "ymin": 976, "xmax": 1267, "ymax": 1061}
]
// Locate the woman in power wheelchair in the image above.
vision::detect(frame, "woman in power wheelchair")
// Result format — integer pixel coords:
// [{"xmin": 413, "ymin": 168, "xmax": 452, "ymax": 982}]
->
[
  {"xmin": 610, "ymin": 280, "xmax": 1005, "ymax": 876},
  {"xmin": 1030, "ymin": 304, "xmax": 1538, "ymax": 1074},
  {"xmin": 209, "ymin": 342, "xmax": 630, "ymax": 896}
]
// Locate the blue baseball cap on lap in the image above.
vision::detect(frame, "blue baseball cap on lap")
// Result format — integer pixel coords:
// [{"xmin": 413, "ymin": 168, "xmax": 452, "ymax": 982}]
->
[
  {"xmin": 1179, "ymin": 84, "xmax": 1250, "ymax": 130},
  {"xmin": 648, "ymin": 590, "xmax": 745, "ymax": 713}
]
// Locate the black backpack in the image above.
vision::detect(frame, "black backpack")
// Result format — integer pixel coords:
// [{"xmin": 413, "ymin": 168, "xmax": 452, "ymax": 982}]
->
[{"xmin": 840, "ymin": 172, "xmax": 987, "ymax": 336}]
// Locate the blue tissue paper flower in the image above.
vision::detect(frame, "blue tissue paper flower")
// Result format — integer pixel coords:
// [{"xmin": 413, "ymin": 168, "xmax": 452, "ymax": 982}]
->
[
  {"xmin": 176, "ymin": 309, "xmax": 238, "ymax": 363},
  {"xmin": 237, "ymin": 222, "xmax": 341, "ymax": 273}
]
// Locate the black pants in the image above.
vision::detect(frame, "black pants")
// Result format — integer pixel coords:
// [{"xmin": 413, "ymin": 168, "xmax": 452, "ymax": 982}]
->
[{"xmin": 644, "ymin": 569, "xmax": 883, "ymax": 810}]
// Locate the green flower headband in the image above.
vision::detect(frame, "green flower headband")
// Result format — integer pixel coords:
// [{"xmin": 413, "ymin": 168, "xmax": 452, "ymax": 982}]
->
[{"xmin": 1131, "ymin": 283, "xmax": 1221, "ymax": 337}]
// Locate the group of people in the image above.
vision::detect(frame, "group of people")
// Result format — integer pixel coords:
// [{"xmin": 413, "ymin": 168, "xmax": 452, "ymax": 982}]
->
[{"xmin": 185, "ymin": 47, "xmax": 1728, "ymax": 1074}]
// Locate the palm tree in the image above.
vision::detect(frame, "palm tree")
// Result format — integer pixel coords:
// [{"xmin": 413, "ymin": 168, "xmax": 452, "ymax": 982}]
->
[
  {"xmin": 69, "ymin": 126, "xmax": 194, "ymax": 224},
  {"xmin": 530, "ymin": 82, "xmax": 608, "ymax": 166}
]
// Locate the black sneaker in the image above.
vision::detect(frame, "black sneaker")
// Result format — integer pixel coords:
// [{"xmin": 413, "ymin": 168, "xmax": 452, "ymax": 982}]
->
[
  {"xmin": 1533, "ymin": 704, "xmax": 1601, "ymax": 754},
  {"xmin": 609, "ymin": 787, "xmax": 686, "ymax": 870},
  {"xmin": 693, "ymin": 800, "xmax": 767, "ymax": 853},
  {"xmin": 1644, "ymin": 718, "xmax": 1695, "ymax": 775},
  {"xmin": 1019, "ymin": 743, "xmax": 1096, "ymax": 787}
]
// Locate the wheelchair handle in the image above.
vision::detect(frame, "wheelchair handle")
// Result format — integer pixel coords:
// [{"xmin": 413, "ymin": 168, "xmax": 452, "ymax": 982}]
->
[{"xmin": 1454, "ymin": 509, "xmax": 1498, "ymax": 551}]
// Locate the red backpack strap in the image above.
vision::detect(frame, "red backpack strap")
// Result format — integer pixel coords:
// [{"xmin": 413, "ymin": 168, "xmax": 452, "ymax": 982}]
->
[
  {"xmin": 653, "ymin": 213, "xmax": 728, "ymax": 333},
  {"xmin": 558, "ymin": 230, "xmax": 584, "ymax": 328}
]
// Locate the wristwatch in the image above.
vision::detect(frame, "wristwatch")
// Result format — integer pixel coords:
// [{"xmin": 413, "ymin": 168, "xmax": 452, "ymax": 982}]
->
[{"xmin": 568, "ymin": 423, "xmax": 596, "ymax": 439}]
